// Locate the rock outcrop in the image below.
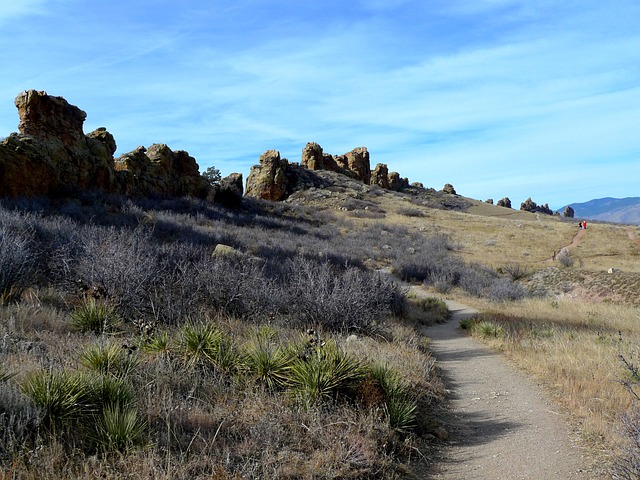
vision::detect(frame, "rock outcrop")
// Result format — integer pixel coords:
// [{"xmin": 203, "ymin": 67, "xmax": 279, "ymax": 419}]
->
[
  {"xmin": 442, "ymin": 183, "xmax": 457, "ymax": 195},
  {"xmin": 114, "ymin": 143, "xmax": 210, "ymax": 198},
  {"xmin": 497, "ymin": 197, "xmax": 512, "ymax": 208},
  {"xmin": 245, "ymin": 150, "xmax": 289, "ymax": 201},
  {"xmin": 563, "ymin": 206, "xmax": 575, "ymax": 218},
  {"xmin": 370, "ymin": 163, "xmax": 389, "ymax": 189},
  {"xmin": 211, "ymin": 173, "xmax": 244, "ymax": 208},
  {"xmin": 334, "ymin": 147, "xmax": 371, "ymax": 184},
  {"xmin": 520, "ymin": 197, "xmax": 553, "ymax": 215},
  {"xmin": 0, "ymin": 90, "xmax": 238, "ymax": 203}
]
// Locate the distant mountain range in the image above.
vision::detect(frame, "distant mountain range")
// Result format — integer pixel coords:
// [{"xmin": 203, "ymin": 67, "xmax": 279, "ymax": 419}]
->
[{"xmin": 558, "ymin": 197, "xmax": 640, "ymax": 225}]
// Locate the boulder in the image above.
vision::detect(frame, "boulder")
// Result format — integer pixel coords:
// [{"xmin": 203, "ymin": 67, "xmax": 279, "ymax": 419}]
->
[
  {"xmin": 442, "ymin": 183, "xmax": 456, "ymax": 195},
  {"xmin": 563, "ymin": 206, "xmax": 575, "ymax": 218},
  {"xmin": 245, "ymin": 150, "xmax": 289, "ymax": 201},
  {"xmin": 370, "ymin": 163, "xmax": 389, "ymax": 189},
  {"xmin": 497, "ymin": 197, "xmax": 512, "ymax": 208}
]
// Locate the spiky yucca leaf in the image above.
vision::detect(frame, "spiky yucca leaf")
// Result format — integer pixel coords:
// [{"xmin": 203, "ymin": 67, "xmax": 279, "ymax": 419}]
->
[
  {"xmin": 21, "ymin": 369, "xmax": 92, "ymax": 428},
  {"xmin": 368, "ymin": 364, "xmax": 417, "ymax": 432}
]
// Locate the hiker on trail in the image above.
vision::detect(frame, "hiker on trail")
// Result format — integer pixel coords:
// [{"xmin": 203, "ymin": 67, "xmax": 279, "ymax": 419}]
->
[
  {"xmin": 583, "ymin": 220, "xmax": 587, "ymax": 230},
  {"xmin": 579, "ymin": 222, "xmax": 582, "ymax": 229}
]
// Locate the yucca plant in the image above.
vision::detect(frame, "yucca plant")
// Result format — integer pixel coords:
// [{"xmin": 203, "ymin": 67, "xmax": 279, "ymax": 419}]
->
[
  {"xmin": 178, "ymin": 322, "xmax": 242, "ymax": 373},
  {"xmin": 244, "ymin": 337, "xmax": 293, "ymax": 390},
  {"xmin": 21, "ymin": 369, "xmax": 93, "ymax": 429},
  {"xmin": 368, "ymin": 364, "xmax": 417, "ymax": 432},
  {"xmin": 79, "ymin": 341, "xmax": 139, "ymax": 378},
  {"xmin": 85, "ymin": 374, "xmax": 136, "ymax": 413},
  {"xmin": 475, "ymin": 320, "xmax": 505, "ymax": 338},
  {"xmin": 70, "ymin": 299, "xmax": 121, "ymax": 334},
  {"xmin": 89, "ymin": 405, "xmax": 147, "ymax": 453},
  {"xmin": 289, "ymin": 339, "xmax": 365, "ymax": 405},
  {"xmin": 141, "ymin": 330, "xmax": 172, "ymax": 357}
]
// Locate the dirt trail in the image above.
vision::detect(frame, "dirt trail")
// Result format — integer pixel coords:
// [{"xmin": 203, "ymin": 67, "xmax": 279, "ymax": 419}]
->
[
  {"xmin": 423, "ymin": 303, "xmax": 603, "ymax": 479},
  {"xmin": 377, "ymin": 270, "xmax": 607, "ymax": 477}
]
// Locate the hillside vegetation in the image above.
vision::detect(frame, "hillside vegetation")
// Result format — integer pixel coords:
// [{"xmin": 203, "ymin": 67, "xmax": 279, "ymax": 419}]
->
[{"xmin": 1, "ymin": 173, "xmax": 640, "ymax": 478}]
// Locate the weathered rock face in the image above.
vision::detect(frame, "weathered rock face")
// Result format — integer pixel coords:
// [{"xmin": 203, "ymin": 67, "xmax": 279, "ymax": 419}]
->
[
  {"xmin": 301, "ymin": 142, "xmax": 324, "ymax": 170},
  {"xmin": 442, "ymin": 183, "xmax": 456, "ymax": 195},
  {"xmin": 0, "ymin": 90, "xmax": 117, "ymax": 197},
  {"xmin": 370, "ymin": 163, "xmax": 389, "ymax": 189},
  {"xmin": 1, "ymin": 90, "xmax": 238, "ymax": 203},
  {"xmin": 114, "ymin": 144, "xmax": 210, "ymax": 199},
  {"xmin": 15, "ymin": 89, "xmax": 87, "ymax": 150},
  {"xmin": 334, "ymin": 147, "xmax": 371, "ymax": 184},
  {"xmin": 563, "ymin": 206, "xmax": 575, "ymax": 218},
  {"xmin": 520, "ymin": 197, "xmax": 552, "ymax": 215},
  {"xmin": 497, "ymin": 197, "xmax": 512, "ymax": 208},
  {"xmin": 388, "ymin": 172, "xmax": 409, "ymax": 191},
  {"xmin": 245, "ymin": 150, "xmax": 289, "ymax": 201}
]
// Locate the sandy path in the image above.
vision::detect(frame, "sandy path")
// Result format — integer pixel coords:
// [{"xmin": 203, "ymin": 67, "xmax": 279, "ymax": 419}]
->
[
  {"xmin": 423, "ymin": 303, "xmax": 598, "ymax": 479},
  {"xmin": 378, "ymin": 270, "xmax": 606, "ymax": 477}
]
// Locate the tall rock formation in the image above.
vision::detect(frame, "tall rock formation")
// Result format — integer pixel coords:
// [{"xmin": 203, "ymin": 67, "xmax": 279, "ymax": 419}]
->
[
  {"xmin": 370, "ymin": 163, "xmax": 389, "ymax": 189},
  {"xmin": 245, "ymin": 150, "xmax": 289, "ymax": 201}
]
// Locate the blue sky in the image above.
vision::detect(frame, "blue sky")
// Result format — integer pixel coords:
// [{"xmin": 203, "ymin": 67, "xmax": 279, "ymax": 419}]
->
[{"xmin": 1, "ymin": 0, "xmax": 638, "ymax": 208}]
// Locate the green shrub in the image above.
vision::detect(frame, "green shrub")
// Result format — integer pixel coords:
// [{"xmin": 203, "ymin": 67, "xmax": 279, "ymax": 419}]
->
[
  {"xmin": 418, "ymin": 297, "xmax": 451, "ymax": 323},
  {"xmin": 70, "ymin": 299, "xmax": 121, "ymax": 334},
  {"xmin": 141, "ymin": 330, "xmax": 172, "ymax": 356},
  {"xmin": 476, "ymin": 321, "xmax": 505, "ymax": 338},
  {"xmin": 178, "ymin": 322, "xmax": 242, "ymax": 373}
]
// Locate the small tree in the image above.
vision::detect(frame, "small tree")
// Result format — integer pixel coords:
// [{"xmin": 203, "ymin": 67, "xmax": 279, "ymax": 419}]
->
[{"xmin": 202, "ymin": 166, "xmax": 222, "ymax": 187}]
